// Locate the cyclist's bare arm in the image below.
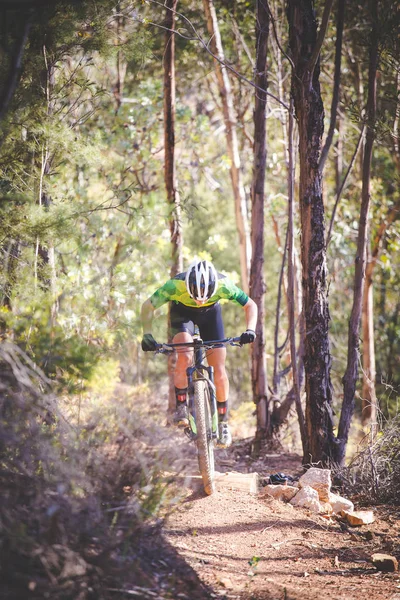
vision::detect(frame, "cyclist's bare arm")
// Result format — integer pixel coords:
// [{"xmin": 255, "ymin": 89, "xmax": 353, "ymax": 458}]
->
[{"xmin": 243, "ymin": 297, "xmax": 258, "ymax": 331}]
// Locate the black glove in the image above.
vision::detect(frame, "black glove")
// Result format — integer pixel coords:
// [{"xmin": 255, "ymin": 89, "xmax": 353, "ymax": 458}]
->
[
  {"xmin": 141, "ymin": 333, "xmax": 158, "ymax": 351},
  {"xmin": 240, "ymin": 329, "xmax": 256, "ymax": 345}
]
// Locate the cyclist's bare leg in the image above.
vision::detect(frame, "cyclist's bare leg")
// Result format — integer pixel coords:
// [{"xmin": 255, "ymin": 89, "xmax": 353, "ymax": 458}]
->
[
  {"xmin": 206, "ymin": 347, "xmax": 228, "ymax": 402},
  {"xmin": 173, "ymin": 331, "xmax": 193, "ymax": 389}
]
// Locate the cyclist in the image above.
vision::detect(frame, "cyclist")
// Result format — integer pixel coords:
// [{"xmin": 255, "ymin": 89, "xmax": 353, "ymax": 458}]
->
[{"xmin": 140, "ymin": 258, "xmax": 258, "ymax": 448}]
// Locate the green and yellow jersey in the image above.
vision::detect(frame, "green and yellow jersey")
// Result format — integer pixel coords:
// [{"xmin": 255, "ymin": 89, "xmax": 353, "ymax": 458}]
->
[{"xmin": 149, "ymin": 272, "xmax": 248, "ymax": 310}]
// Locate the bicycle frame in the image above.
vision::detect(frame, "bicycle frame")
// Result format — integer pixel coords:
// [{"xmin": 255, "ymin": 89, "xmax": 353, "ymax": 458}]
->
[
  {"xmin": 156, "ymin": 333, "xmax": 241, "ymax": 495},
  {"xmin": 186, "ymin": 334, "xmax": 218, "ymax": 442},
  {"xmin": 156, "ymin": 333, "xmax": 241, "ymax": 442}
]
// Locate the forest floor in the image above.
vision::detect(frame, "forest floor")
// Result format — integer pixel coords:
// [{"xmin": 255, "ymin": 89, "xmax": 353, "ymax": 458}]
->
[{"xmin": 131, "ymin": 401, "xmax": 400, "ymax": 600}]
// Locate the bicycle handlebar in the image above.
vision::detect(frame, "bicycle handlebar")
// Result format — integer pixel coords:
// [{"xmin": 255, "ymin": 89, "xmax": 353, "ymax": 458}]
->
[{"xmin": 155, "ymin": 336, "xmax": 242, "ymax": 353}]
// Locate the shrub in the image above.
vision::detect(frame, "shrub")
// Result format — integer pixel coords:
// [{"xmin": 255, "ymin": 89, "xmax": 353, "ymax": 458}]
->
[
  {"xmin": 0, "ymin": 342, "xmax": 180, "ymax": 599},
  {"xmin": 337, "ymin": 416, "xmax": 400, "ymax": 505}
]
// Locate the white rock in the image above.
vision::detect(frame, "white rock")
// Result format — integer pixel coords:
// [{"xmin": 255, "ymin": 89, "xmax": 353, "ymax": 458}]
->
[
  {"xmin": 341, "ymin": 509, "xmax": 375, "ymax": 526},
  {"xmin": 372, "ymin": 553, "xmax": 398, "ymax": 572},
  {"xmin": 319, "ymin": 501, "xmax": 333, "ymax": 515},
  {"xmin": 298, "ymin": 468, "xmax": 332, "ymax": 502},
  {"xmin": 329, "ymin": 492, "xmax": 354, "ymax": 514},
  {"xmin": 262, "ymin": 484, "xmax": 298, "ymax": 502},
  {"xmin": 290, "ymin": 485, "xmax": 322, "ymax": 513}
]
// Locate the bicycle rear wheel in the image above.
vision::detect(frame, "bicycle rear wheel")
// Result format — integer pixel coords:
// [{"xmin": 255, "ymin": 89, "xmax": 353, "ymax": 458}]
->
[{"xmin": 193, "ymin": 379, "xmax": 215, "ymax": 495}]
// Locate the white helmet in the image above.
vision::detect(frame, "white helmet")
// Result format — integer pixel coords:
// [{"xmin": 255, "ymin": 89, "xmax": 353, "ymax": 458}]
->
[{"xmin": 185, "ymin": 259, "xmax": 218, "ymax": 302}]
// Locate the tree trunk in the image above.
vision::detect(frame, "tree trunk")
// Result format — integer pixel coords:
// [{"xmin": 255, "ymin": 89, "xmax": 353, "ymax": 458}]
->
[
  {"xmin": 163, "ymin": 0, "xmax": 183, "ymax": 412},
  {"xmin": 287, "ymin": 0, "xmax": 335, "ymax": 465},
  {"xmin": 269, "ymin": 2, "xmax": 308, "ymax": 440},
  {"xmin": 0, "ymin": 12, "xmax": 32, "ymax": 123},
  {"xmin": 270, "ymin": 0, "xmax": 290, "ymax": 401},
  {"xmin": 319, "ymin": 0, "xmax": 345, "ymax": 172},
  {"xmin": 202, "ymin": 0, "xmax": 251, "ymax": 292},
  {"xmin": 250, "ymin": 0, "xmax": 269, "ymax": 447},
  {"xmin": 113, "ymin": 4, "xmax": 127, "ymax": 113},
  {"xmin": 361, "ymin": 206, "xmax": 398, "ymax": 425},
  {"xmin": 272, "ymin": 225, "xmax": 289, "ymax": 397},
  {"xmin": 287, "ymin": 99, "xmax": 307, "ymax": 452},
  {"xmin": 36, "ymin": 52, "xmax": 58, "ymax": 323},
  {"xmin": 361, "ymin": 255, "xmax": 377, "ymax": 426},
  {"xmin": 0, "ymin": 240, "xmax": 21, "ymax": 334},
  {"xmin": 334, "ymin": 0, "xmax": 378, "ymax": 466}
]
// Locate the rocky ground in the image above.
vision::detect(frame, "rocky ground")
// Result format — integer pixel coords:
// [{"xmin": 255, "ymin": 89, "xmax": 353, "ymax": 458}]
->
[{"xmin": 134, "ymin": 427, "xmax": 400, "ymax": 600}]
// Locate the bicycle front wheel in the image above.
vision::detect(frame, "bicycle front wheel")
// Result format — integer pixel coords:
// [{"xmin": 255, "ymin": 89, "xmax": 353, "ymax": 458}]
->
[{"xmin": 193, "ymin": 379, "xmax": 215, "ymax": 495}]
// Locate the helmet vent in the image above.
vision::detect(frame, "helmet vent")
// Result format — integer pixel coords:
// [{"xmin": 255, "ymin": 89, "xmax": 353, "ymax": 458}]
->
[{"xmin": 185, "ymin": 259, "xmax": 218, "ymax": 302}]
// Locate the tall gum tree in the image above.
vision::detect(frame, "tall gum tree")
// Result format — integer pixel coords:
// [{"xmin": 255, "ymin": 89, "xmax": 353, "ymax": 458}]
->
[
  {"xmin": 361, "ymin": 67, "xmax": 400, "ymax": 427},
  {"xmin": 336, "ymin": 0, "xmax": 379, "ymax": 463},
  {"xmin": 287, "ymin": 0, "xmax": 336, "ymax": 465},
  {"xmin": 250, "ymin": 0, "xmax": 269, "ymax": 446},
  {"xmin": 202, "ymin": 0, "xmax": 251, "ymax": 293},
  {"xmin": 163, "ymin": 0, "xmax": 183, "ymax": 412}
]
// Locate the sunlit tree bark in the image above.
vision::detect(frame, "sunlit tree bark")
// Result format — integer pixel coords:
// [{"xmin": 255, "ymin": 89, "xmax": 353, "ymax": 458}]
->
[
  {"xmin": 361, "ymin": 71, "xmax": 400, "ymax": 426},
  {"xmin": 250, "ymin": 0, "xmax": 269, "ymax": 447},
  {"xmin": 113, "ymin": 3, "xmax": 127, "ymax": 114},
  {"xmin": 163, "ymin": 0, "xmax": 183, "ymax": 412},
  {"xmin": 287, "ymin": 0, "xmax": 335, "ymax": 465},
  {"xmin": 202, "ymin": 0, "xmax": 251, "ymax": 292},
  {"xmin": 36, "ymin": 50, "xmax": 58, "ymax": 325},
  {"xmin": 286, "ymin": 100, "xmax": 307, "ymax": 452},
  {"xmin": 335, "ymin": 0, "xmax": 378, "ymax": 465}
]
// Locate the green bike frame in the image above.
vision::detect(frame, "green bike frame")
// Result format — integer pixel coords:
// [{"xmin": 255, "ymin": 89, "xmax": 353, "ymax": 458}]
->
[{"xmin": 186, "ymin": 336, "xmax": 218, "ymax": 441}]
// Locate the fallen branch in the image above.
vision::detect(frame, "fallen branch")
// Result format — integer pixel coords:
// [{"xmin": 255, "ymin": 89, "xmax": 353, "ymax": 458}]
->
[{"xmin": 107, "ymin": 588, "xmax": 160, "ymax": 598}]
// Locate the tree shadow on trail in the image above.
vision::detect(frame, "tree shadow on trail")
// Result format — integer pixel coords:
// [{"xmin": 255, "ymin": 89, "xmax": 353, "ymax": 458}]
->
[
  {"xmin": 136, "ymin": 524, "xmax": 215, "ymax": 600},
  {"xmin": 166, "ymin": 517, "xmax": 326, "ymax": 538}
]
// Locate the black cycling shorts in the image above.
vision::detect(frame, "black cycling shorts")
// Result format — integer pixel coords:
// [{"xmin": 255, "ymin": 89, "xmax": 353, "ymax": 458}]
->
[{"xmin": 170, "ymin": 301, "xmax": 225, "ymax": 342}]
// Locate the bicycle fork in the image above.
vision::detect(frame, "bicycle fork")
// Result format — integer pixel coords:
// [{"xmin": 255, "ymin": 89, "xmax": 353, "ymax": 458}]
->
[{"xmin": 185, "ymin": 363, "xmax": 219, "ymax": 443}]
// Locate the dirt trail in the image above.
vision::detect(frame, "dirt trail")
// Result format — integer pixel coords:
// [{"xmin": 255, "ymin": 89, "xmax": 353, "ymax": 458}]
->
[{"xmin": 161, "ymin": 428, "xmax": 400, "ymax": 600}]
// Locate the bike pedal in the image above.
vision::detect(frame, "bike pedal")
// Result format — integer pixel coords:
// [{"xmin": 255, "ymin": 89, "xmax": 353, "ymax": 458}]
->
[{"xmin": 184, "ymin": 427, "xmax": 197, "ymax": 441}]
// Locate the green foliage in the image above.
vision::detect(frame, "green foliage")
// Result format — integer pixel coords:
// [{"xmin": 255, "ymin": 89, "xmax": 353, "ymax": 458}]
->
[
  {"xmin": 3, "ymin": 306, "xmax": 100, "ymax": 389},
  {"xmin": 1, "ymin": 0, "xmax": 400, "ymax": 592},
  {"xmin": 0, "ymin": 0, "xmax": 399, "ymax": 438},
  {"xmin": 0, "ymin": 342, "xmax": 181, "ymax": 597}
]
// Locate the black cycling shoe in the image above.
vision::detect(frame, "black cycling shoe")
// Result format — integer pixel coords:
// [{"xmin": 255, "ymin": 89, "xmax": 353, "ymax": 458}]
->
[{"xmin": 267, "ymin": 472, "xmax": 295, "ymax": 485}]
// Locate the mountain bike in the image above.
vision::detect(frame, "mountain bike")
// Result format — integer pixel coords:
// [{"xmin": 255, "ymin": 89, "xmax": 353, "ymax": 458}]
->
[{"xmin": 156, "ymin": 331, "xmax": 241, "ymax": 496}]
